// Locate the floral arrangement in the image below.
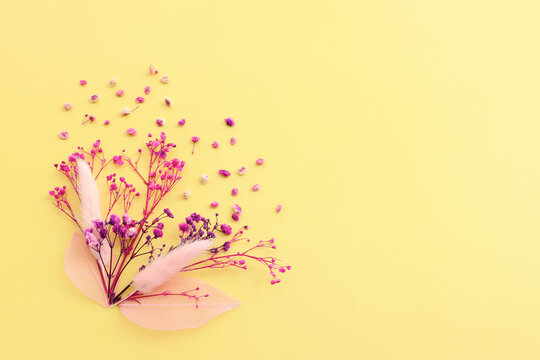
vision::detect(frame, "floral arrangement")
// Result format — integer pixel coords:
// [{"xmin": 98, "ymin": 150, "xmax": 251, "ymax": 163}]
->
[{"xmin": 52, "ymin": 82, "xmax": 289, "ymax": 330}]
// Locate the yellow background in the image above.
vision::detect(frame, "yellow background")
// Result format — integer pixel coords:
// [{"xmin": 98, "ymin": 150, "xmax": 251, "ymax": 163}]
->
[{"xmin": 1, "ymin": 0, "xmax": 540, "ymax": 359}]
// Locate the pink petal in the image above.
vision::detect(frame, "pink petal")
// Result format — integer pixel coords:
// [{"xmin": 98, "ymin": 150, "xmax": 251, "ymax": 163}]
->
[
  {"xmin": 64, "ymin": 232, "xmax": 108, "ymax": 307},
  {"xmin": 119, "ymin": 276, "xmax": 240, "ymax": 330}
]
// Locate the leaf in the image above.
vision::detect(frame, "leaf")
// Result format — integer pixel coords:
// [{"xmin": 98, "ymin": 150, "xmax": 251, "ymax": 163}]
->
[
  {"xmin": 119, "ymin": 276, "xmax": 241, "ymax": 330},
  {"xmin": 64, "ymin": 231, "xmax": 108, "ymax": 307}
]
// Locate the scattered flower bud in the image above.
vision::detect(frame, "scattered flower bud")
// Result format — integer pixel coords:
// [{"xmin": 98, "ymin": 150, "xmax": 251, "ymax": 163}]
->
[
  {"xmin": 183, "ymin": 190, "xmax": 191, "ymax": 199},
  {"xmin": 90, "ymin": 94, "xmax": 99, "ymax": 103},
  {"xmin": 149, "ymin": 65, "xmax": 158, "ymax": 74},
  {"xmin": 232, "ymin": 213, "xmax": 240, "ymax": 221},
  {"xmin": 230, "ymin": 137, "xmax": 237, "ymax": 145},
  {"xmin": 231, "ymin": 187, "xmax": 239, "ymax": 196},
  {"xmin": 120, "ymin": 107, "xmax": 131, "ymax": 116},
  {"xmin": 256, "ymin": 158, "xmax": 265, "ymax": 165},
  {"xmin": 251, "ymin": 184, "xmax": 260, "ymax": 192},
  {"xmin": 210, "ymin": 201, "xmax": 219, "ymax": 208},
  {"xmin": 116, "ymin": 89, "xmax": 125, "ymax": 97},
  {"xmin": 233, "ymin": 204, "xmax": 242, "ymax": 214},
  {"xmin": 144, "ymin": 85, "xmax": 151, "ymax": 94},
  {"xmin": 63, "ymin": 103, "xmax": 72, "ymax": 111},
  {"xmin": 109, "ymin": 78, "xmax": 117, "ymax": 87},
  {"xmin": 88, "ymin": 114, "xmax": 96, "ymax": 122},
  {"xmin": 160, "ymin": 75, "xmax": 169, "ymax": 84},
  {"xmin": 178, "ymin": 119, "xmax": 186, "ymax": 126},
  {"xmin": 200, "ymin": 174, "xmax": 209, "ymax": 184},
  {"xmin": 79, "ymin": 80, "xmax": 87, "ymax": 86},
  {"xmin": 191, "ymin": 136, "xmax": 200, "ymax": 154},
  {"xmin": 220, "ymin": 224, "xmax": 232, "ymax": 235},
  {"xmin": 219, "ymin": 169, "xmax": 231, "ymax": 177},
  {"xmin": 154, "ymin": 118, "xmax": 165, "ymax": 127},
  {"xmin": 135, "ymin": 96, "xmax": 145, "ymax": 103},
  {"xmin": 276, "ymin": 204, "xmax": 282, "ymax": 213},
  {"xmin": 212, "ymin": 141, "xmax": 219, "ymax": 149},
  {"xmin": 104, "ymin": 120, "xmax": 110, "ymax": 125},
  {"xmin": 238, "ymin": 166, "xmax": 247, "ymax": 175},
  {"xmin": 164, "ymin": 97, "xmax": 172, "ymax": 107},
  {"xmin": 58, "ymin": 131, "xmax": 69, "ymax": 140},
  {"xmin": 126, "ymin": 128, "xmax": 137, "ymax": 136},
  {"xmin": 225, "ymin": 117, "xmax": 235, "ymax": 126}
]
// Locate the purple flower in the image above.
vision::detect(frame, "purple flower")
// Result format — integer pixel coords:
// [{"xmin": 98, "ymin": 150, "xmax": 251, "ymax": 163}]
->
[
  {"xmin": 219, "ymin": 169, "xmax": 231, "ymax": 177},
  {"xmin": 223, "ymin": 241, "xmax": 231, "ymax": 251},
  {"xmin": 153, "ymin": 228, "xmax": 164, "ymax": 238},
  {"xmin": 179, "ymin": 223, "xmax": 190, "ymax": 232},
  {"xmin": 164, "ymin": 208, "xmax": 174, "ymax": 218},
  {"xmin": 220, "ymin": 224, "xmax": 232, "ymax": 235},
  {"xmin": 225, "ymin": 117, "xmax": 235, "ymax": 127}
]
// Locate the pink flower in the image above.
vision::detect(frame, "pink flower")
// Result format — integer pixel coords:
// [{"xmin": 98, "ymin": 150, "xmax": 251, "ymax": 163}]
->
[
  {"xmin": 178, "ymin": 119, "xmax": 186, "ymax": 126},
  {"xmin": 79, "ymin": 80, "xmax": 87, "ymax": 86},
  {"xmin": 160, "ymin": 75, "xmax": 169, "ymax": 84},
  {"xmin": 225, "ymin": 117, "xmax": 235, "ymax": 127},
  {"xmin": 191, "ymin": 136, "xmax": 200, "ymax": 143},
  {"xmin": 88, "ymin": 114, "xmax": 96, "ymax": 122},
  {"xmin": 165, "ymin": 97, "xmax": 172, "ymax": 107},
  {"xmin": 276, "ymin": 204, "xmax": 282, "ymax": 213},
  {"xmin": 104, "ymin": 120, "xmax": 111, "ymax": 125},
  {"xmin": 109, "ymin": 78, "xmax": 117, "ymax": 87},
  {"xmin": 220, "ymin": 224, "xmax": 232, "ymax": 235},
  {"xmin": 256, "ymin": 158, "xmax": 265, "ymax": 165},
  {"xmin": 120, "ymin": 107, "xmax": 131, "ymax": 116},
  {"xmin": 233, "ymin": 204, "xmax": 242, "ymax": 214},
  {"xmin": 219, "ymin": 169, "xmax": 231, "ymax": 177},
  {"xmin": 156, "ymin": 118, "xmax": 165, "ymax": 127},
  {"xmin": 135, "ymin": 96, "xmax": 145, "ymax": 104},
  {"xmin": 58, "ymin": 131, "xmax": 69, "ymax": 140},
  {"xmin": 126, "ymin": 128, "xmax": 137, "ymax": 136},
  {"xmin": 113, "ymin": 155, "xmax": 124, "ymax": 165},
  {"xmin": 230, "ymin": 137, "xmax": 236, "ymax": 145},
  {"xmin": 212, "ymin": 141, "xmax": 219, "ymax": 149},
  {"xmin": 232, "ymin": 213, "xmax": 240, "ymax": 221},
  {"xmin": 210, "ymin": 201, "xmax": 219, "ymax": 208},
  {"xmin": 144, "ymin": 86, "xmax": 151, "ymax": 95},
  {"xmin": 63, "ymin": 103, "xmax": 72, "ymax": 111},
  {"xmin": 116, "ymin": 89, "xmax": 125, "ymax": 97},
  {"xmin": 231, "ymin": 187, "xmax": 239, "ymax": 196},
  {"xmin": 149, "ymin": 65, "xmax": 158, "ymax": 74},
  {"xmin": 90, "ymin": 94, "xmax": 99, "ymax": 103},
  {"xmin": 251, "ymin": 184, "xmax": 260, "ymax": 192},
  {"xmin": 238, "ymin": 166, "xmax": 247, "ymax": 175}
]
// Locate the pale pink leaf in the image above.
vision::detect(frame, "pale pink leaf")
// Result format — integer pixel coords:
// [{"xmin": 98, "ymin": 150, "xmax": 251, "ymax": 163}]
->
[
  {"xmin": 119, "ymin": 276, "xmax": 241, "ymax": 330},
  {"xmin": 64, "ymin": 231, "xmax": 108, "ymax": 307}
]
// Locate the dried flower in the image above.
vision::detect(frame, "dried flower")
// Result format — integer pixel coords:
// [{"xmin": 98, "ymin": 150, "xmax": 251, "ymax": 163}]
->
[
  {"xmin": 165, "ymin": 97, "xmax": 172, "ymax": 107},
  {"xmin": 276, "ymin": 204, "xmax": 282, "ymax": 213},
  {"xmin": 232, "ymin": 213, "xmax": 240, "ymax": 221},
  {"xmin": 191, "ymin": 136, "xmax": 200, "ymax": 154},
  {"xmin": 219, "ymin": 169, "xmax": 231, "ymax": 177},
  {"xmin": 80, "ymin": 80, "xmax": 87, "ymax": 86},
  {"xmin": 160, "ymin": 75, "xmax": 169, "ymax": 84},
  {"xmin": 58, "ymin": 131, "xmax": 69, "ymax": 140},
  {"xmin": 149, "ymin": 65, "xmax": 158, "ymax": 74},
  {"xmin": 116, "ymin": 89, "xmax": 125, "ymax": 97},
  {"xmin": 256, "ymin": 158, "xmax": 265, "ymax": 165},
  {"xmin": 233, "ymin": 204, "xmax": 242, "ymax": 214},
  {"xmin": 231, "ymin": 187, "xmax": 239, "ymax": 196},
  {"xmin": 63, "ymin": 103, "xmax": 72, "ymax": 111},
  {"xmin": 183, "ymin": 190, "xmax": 191, "ymax": 199},
  {"xmin": 126, "ymin": 128, "xmax": 137, "ymax": 136},
  {"xmin": 230, "ymin": 137, "xmax": 236, "ymax": 145},
  {"xmin": 238, "ymin": 166, "xmax": 247, "ymax": 175},
  {"xmin": 211, "ymin": 141, "xmax": 219, "ymax": 149},
  {"xmin": 144, "ymin": 85, "xmax": 151, "ymax": 95},
  {"xmin": 109, "ymin": 78, "xmax": 117, "ymax": 87},
  {"xmin": 220, "ymin": 224, "xmax": 232, "ymax": 235},
  {"xmin": 178, "ymin": 119, "xmax": 186, "ymax": 126},
  {"xmin": 156, "ymin": 118, "xmax": 165, "ymax": 127},
  {"xmin": 90, "ymin": 94, "xmax": 100, "ymax": 103},
  {"xmin": 104, "ymin": 120, "xmax": 110, "ymax": 125},
  {"xmin": 251, "ymin": 184, "xmax": 260, "ymax": 192},
  {"xmin": 120, "ymin": 107, "xmax": 131, "ymax": 116},
  {"xmin": 210, "ymin": 201, "xmax": 219, "ymax": 208},
  {"xmin": 200, "ymin": 174, "xmax": 209, "ymax": 184},
  {"xmin": 135, "ymin": 96, "xmax": 145, "ymax": 104},
  {"xmin": 224, "ymin": 117, "xmax": 235, "ymax": 127}
]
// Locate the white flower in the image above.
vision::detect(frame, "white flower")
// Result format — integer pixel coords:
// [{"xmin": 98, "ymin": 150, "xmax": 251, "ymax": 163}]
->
[
  {"xmin": 160, "ymin": 75, "xmax": 169, "ymax": 84},
  {"xmin": 200, "ymin": 174, "xmax": 209, "ymax": 184},
  {"xmin": 183, "ymin": 190, "xmax": 191, "ymax": 199},
  {"xmin": 120, "ymin": 107, "xmax": 131, "ymax": 116}
]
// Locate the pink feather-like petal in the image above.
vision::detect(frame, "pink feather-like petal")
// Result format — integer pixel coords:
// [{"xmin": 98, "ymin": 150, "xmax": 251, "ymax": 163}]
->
[
  {"xmin": 64, "ymin": 231, "xmax": 108, "ymax": 307},
  {"xmin": 119, "ymin": 276, "xmax": 241, "ymax": 330}
]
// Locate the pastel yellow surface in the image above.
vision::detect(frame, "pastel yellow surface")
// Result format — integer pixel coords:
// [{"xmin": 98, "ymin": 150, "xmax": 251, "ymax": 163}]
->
[{"xmin": 1, "ymin": 0, "xmax": 540, "ymax": 358}]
